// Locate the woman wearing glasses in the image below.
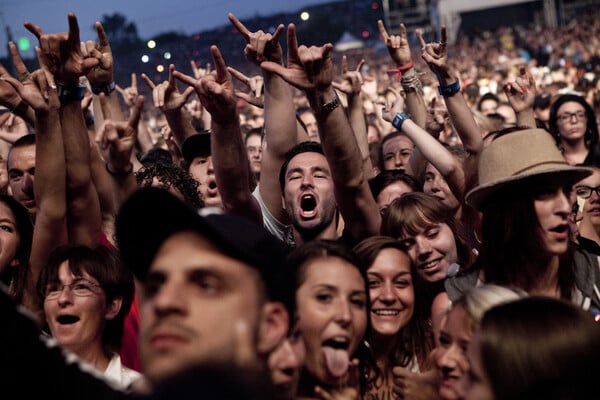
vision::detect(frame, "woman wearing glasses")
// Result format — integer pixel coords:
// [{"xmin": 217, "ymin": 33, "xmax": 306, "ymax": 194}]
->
[
  {"xmin": 549, "ymin": 93, "xmax": 600, "ymax": 166},
  {"xmin": 573, "ymin": 162, "xmax": 600, "ymax": 253},
  {"xmin": 36, "ymin": 245, "xmax": 141, "ymax": 389}
]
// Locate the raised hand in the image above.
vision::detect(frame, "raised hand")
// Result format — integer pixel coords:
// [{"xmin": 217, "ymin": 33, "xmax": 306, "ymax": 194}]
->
[
  {"xmin": 2, "ymin": 46, "xmax": 59, "ymax": 114},
  {"xmin": 393, "ymin": 366, "xmax": 440, "ymax": 400},
  {"xmin": 416, "ymin": 26, "xmax": 450, "ymax": 79},
  {"xmin": 504, "ymin": 67, "xmax": 536, "ymax": 114},
  {"xmin": 81, "ymin": 21, "xmax": 114, "ymax": 86},
  {"xmin": 116, "ymin": 73, "xmax": 139, "ymax": 109},
  {"xmin": 141, "ymin": 64, "xmax": 194, "ymax": 113},
  {"xmin": 190, "ymin": 60, "xmax": 211, "ymax": 80},
  {"xmin": 95, "ymin": 93, "xmax": 144, "ymax": 170},
  {"xmin": 425, "ymin": 97, "xmax": 448, "ymax": 136},
  {"xmin": 332, "ymin": 56, "xmax": 364, "ymax": 98},
  {"xmin": 260, "ymin": 24, "xmax": 334, "ymax": 94},
  {"xmin": 228, "ymin": 13, "xmax": 285, "ymax": 65},
  {"xmin": 381, "ymin": 87, "xmax": 406, "ymax": 123},
  {"xmin": 377, "ymin": 19, "xmax": 413, "ymax": 66},
  {"xmin": 173, "ymin": 45, "xmax": 237, "ymax": 125},
  {"xmin": 228, "ymin": 66, "xmax": 264, "ymax": 108},
  {"xmin": 25, "ymin": 13, "xmax": 99, "ymax": 86},
  {"xmin": 0, "ymin": 43, "xmax": 32, "ymax": 114}
]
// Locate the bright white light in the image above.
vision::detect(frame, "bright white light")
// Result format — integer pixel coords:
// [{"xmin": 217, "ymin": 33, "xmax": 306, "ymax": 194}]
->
[
  {"xmin": 163, "ymin": 52, "xmax": 172, "ymax": 60},
  {"xmin": 147, "ymin": 40, "xmax": 157, "ymax": 49},
  {"xmin": 141, "ymin": 55, "xmax": 150, "ymax": 63},
  {"xmin": 300, "ymin": 11, "xmax": 310, "ymax": 21},
  {"xmin": 156, "ymin": 64, "xmax": 165, "ymax": 73}
]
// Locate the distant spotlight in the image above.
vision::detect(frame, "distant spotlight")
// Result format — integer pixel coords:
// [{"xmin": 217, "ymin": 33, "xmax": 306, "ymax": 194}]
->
[
  {"xmin": 147, "ymin": 40, "xmax": 157, "ymax": 49},
  {"xmin": 156, "ymin": 64, "xmax": 165, "ymax": 73},
  {"xmin": 300, "ymin": 11, "xmax": 310, "ymax": 21},
  {"xmin": 17, "ymin": 37, "xmax": 30, "ymax": 52},
  {"xmin": 371, "ymin": 1, "xmax": 379, "ymax": 10},
  {"xmin": 193, "ymin": 34, "xmax": 200, "ymax": 41},
  {"xmin": 164, "ymin": 52, "xmax": 172, "ymax": 60},
  {"xmin": 141, "ymin": 55, "xmax": 150, "ymax": 63},
  {"xmin": 362, "ymin": 30, "xmax": 369, "ymax": 39}
]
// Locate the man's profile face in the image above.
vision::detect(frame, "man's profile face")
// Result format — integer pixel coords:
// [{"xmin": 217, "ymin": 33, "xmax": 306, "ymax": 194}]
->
[
  {"xmin": 138, "ymin": 231, "xmax": 265, "ymax": 383},
  {"xmin": 7, "ymin": 144, "xmax": 36, "ymax": 213}
]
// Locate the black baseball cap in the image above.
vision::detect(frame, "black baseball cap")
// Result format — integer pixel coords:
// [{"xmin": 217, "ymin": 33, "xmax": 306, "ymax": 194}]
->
[{"xmin": 181, "ymin": 130, "xmax": 211, "ymax": 163}]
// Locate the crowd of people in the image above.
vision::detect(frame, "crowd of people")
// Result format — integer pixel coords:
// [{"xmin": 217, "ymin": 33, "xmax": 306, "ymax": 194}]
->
[{"xmin": 1, "ymin": 6, "xmax": 600, "ymax": 399}]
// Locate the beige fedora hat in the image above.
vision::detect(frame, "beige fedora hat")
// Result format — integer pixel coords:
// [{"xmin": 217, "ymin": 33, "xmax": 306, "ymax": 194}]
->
[{"xmin": 465, "ymin": 129, "xmax": 593, "ymax": 210}]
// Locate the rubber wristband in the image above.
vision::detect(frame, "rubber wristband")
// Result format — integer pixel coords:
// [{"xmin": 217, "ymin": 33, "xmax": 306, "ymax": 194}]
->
[
  {"xmin": 105, "ymin": 162, "xmax": 133, "ymax": 176},
  {"xmin": 437, "ymin": 80, "xmax": 460, "ymax": 97},
  {"xmin": 56, "ymin": 84, "xmax": 86, "ymax": 103},
  {"xmin": 391, "ymin": 112, "xmax": 409, "ymax": 131},
  {"xmin": 90, "ymin": 81, "xmax": 116, "ymax": 95}
]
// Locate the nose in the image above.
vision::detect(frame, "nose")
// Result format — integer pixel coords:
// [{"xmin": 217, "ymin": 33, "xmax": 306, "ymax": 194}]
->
[
  {"xmin": 335, "ymin": 299, "xmax": 352, "ymax": 327},
  {"xmin": 415, "ymin": 236, "xmax": 432, "ymax": 260},
  {"xmin": 275, "ymin": 339, "xmax": 302, "ymax": 372},
  {"xmin": 394, "ymin": 153, "xmax": 404, "ymax": 168},
  {"xmin": 153, "ymin": 280, "xmax": 188, "ymax": 317},
  {"xmin": 207, "ymin": 158, "xmax": 214, "ymax": 174},
  {"xmin": 437, "ymin": 345, "xmax": 458, "ymax": 372},
  {"xmin": 379, "ymin": 281, "xmax": 396, "ymax": 303},
  {"xmin": 22, "ymin": 173, "xmax": 34, "ymax": 195},
  {"xmin": 57, "ymin": 286, "xmax": 74, "ymax": 305},
  {"xmin": 556, "ymin": 190, "xmax": 571, "ymax": 218},
  {"xmin": 300, "ymin": 174, "xmax": 314, "ymax": 188}
]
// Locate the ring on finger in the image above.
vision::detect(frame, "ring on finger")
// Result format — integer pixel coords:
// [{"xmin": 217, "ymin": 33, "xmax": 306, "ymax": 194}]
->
[{"xmin": 18, "ymin": 71, "xmax": 31, "ymax": 82}]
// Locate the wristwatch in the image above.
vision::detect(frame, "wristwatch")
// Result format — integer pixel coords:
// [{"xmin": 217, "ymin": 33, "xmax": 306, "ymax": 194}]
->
[
  {"xmin": 437, "ymin": 80, "xmax": 460, "ymax": 97},
  {"xmin": 391, "ymin": 112, "xmax": 409, "ymax": 131}
]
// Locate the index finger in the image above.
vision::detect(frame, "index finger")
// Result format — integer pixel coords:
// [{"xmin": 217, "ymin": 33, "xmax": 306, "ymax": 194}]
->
[
  {"xmin": 140, "ymin": 73, "xmax": 156, "ymax": 90},
  {"xmin": 95, "ymin": 21, "xmax": 110, "ymax": 49},
  {"xmin": 341, "ymin": 55, "xmax": 348, "ymax": 75},
  {"xmin": 67, "ymin": 13, "xmax": 82, "ymax": 49},
  {"xmin": 130, "ymin": 73, "xmax": 137, "ymax": 90},
  {"xmin": 227, "ymin": 66, "xmax": 249, "ymax": 85},
  {"xmin": 128, "ymin": 95, "xmax": 144, "ymax": 129},
  {"xmin": 8, "ymin": 42, "xmax": 29, "ymax": 76},
  {"xmin": 440, "ymin": 25, "xmax": 447, "ymax": 45},
  {"xmin": 228, "ymin": 13, "xmax": 251, "ymax": 42},
  {"xmin": 210, "ymin": 45, "xmax": 229, "ymax": 84},
  {"xmin": 99, "ymin": 92, "xmax": 112, "ymax": 120},
  {"xmin": 356, "ymin": 59, "xmax": 365, "ymax": 73},
  {"xmin": 416, "ymin": 29, "xmax": 426, "ymax": 48},
  {"xmin": 24, "ymin": 21, "xmax": 44, "ymax": 40},
  {"xmin": 377, "ymin": 20, "xmax": 389, "ymax": 41}
]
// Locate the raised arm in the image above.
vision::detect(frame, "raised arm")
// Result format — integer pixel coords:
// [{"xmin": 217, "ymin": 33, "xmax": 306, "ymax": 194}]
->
[
  {"xmin": 261, "ymin": 24, "xmax": 381, "ymax": 240},
  {"xmin": 4, "ymin": 47, "xmax": 67, "ymax": 314},
  {"xmin": 229, "ymin": 13, "xmax": 299, "ymax": 226},
  {"xmin": 332, "ymin": 57, "xmax": 375, "ymax": 179},
  {"xmin": 174, "ymin": 46, "xmax": 262, "ymax": 223}
]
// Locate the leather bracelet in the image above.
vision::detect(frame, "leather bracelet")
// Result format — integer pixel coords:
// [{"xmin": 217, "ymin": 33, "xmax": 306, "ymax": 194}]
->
[
  {"xmin": 105, "ymin": 162, "xmax": 133, "ymax": 176},
  {"xmin": 437, "ymin": 80, "xmax": 460, "ymax": 97},
  {"xmin": 56, "ymin": 84, "xmax": 86, "ymax": 103},
  {"xmin": 90, "ymin": 81, "xmax": 116, "ymax": 95},
  {"xmin": 313, "ymin": 94, "xmax": 340, "ymax": 118}
]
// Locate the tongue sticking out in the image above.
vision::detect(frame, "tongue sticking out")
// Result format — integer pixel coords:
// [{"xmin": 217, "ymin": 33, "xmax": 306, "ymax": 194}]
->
[{"xmin": 323, "ymin": 347, "xmax": 349, "ymax": 378}]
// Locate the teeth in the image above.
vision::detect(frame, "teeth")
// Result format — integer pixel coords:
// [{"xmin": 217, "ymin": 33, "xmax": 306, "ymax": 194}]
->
[
  {"xmin": 421, "ymin": 260, "xmax": 437, "ymax": 269},
  {"xmin": 373, "ymin": 309, "xmax": 399, "ymax": 316}
]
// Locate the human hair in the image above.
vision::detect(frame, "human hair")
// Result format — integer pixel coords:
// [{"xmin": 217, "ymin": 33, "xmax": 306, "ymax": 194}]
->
[
  {"xmin": 353, "ymin": 236, "xmax": 432, "ymax": 368},
  {"xmin": 7, "ymin": 133, "xmax": 36, "ymax": 167},
  {"xmin": 378, "ymin": 131, "xmax": 413, "ymax": 171},
  {"xmin": 278, "ymin": 141, "xmax": 325, "ymax": 192},
  {"xmin": 477, "ymin": 297, "xmax": 600, "ymax": 400},
  {"xmin": 36, "ymin": 245, "xmax": 135, "ymax": 355},
  {"xmin": 380, "ymin": 192, "xmax": 472, "ymax": 269},
  {"xmin": 287, "ymin": 240, "xmax": 373, "ymax": 393},
  {"xmin": 136, "ymin": 161, "xmax": 203, "ymax": 209},
  {"xmin": 476, "ymin": 92, "xmax": 500, "ymax": 112},
  {"xmin": 244, "ymin": 127, "xmax": 264, "ymax": 145},
  {"xmin": 479, "ymin": 180, "xmax": 576, "ymax": 298},
  {"xmin": 368, "ymin": 170, "xmax": 421, "ymax": 201},
  {"xmin": 450, "ymin": 284, "xmax": 526, "ymax": 334},
  {"xmin": 549, "ymin": 94, "xmax": 598, "ymax": 149},
  {"xmin": 0, "ymin": 195, "xmax": 33, "ymax": 303}
]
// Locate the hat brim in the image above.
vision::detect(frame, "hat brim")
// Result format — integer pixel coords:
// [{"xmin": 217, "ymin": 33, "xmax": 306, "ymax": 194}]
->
[{"xmin": 465, "ymin": 166, "xmax": 593, "ymax": 210}]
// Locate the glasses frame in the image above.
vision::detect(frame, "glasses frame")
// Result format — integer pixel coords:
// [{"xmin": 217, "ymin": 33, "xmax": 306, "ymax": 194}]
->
[
  {"xmin": 44, "ymin": 279, "xmax": 103, "ymax": 300},
  {"xmin": 575, "ymin": 185, "xmax": 600, "ymax": 199}
]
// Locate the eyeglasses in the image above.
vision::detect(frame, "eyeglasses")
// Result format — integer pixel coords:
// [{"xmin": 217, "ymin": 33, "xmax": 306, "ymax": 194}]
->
[
  {"xmin": 557, "ymin": 111, "xmax": 587, "ymax": 123},
  {"xmin": 44, "ymin": 279, "xmax": 103, "ymax": 300},
  {"xmin": 575, "ymin": 185, "xmax": 600, "ymax": 199}
]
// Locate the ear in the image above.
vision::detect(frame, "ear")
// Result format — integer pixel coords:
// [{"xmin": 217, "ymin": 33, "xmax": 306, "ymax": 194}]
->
[
  {"xmin": 281, "ymin": 195, "xmax": 287, "ymax": 211},
  {"xmin": 256, "ymin": 302, "xmax": 289, "ymax": 356},
  {"xmin": 104, "ymin": 296, "xmax": 123, "ymax": 320}
]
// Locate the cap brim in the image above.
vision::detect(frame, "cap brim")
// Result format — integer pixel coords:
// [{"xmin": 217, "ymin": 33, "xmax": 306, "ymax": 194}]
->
[{"xmin": 465, "ymin": 167, "xmax": 593, "ymax": 210}]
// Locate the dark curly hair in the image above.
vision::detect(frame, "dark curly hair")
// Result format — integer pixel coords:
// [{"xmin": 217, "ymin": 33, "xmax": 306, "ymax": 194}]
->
[{"xmin": 135, "ymin": 161, "xmax": 204, "ymax": 209}]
